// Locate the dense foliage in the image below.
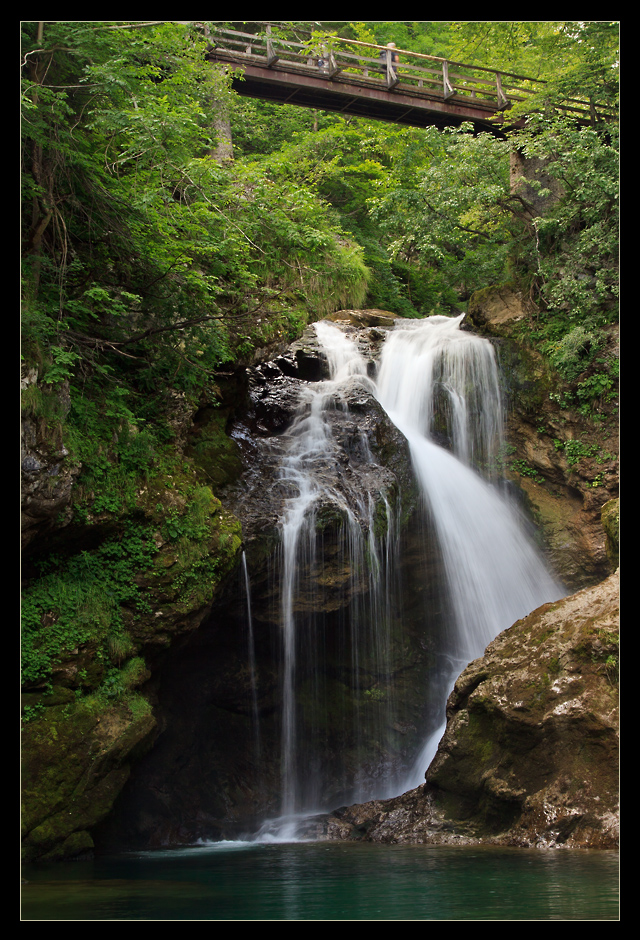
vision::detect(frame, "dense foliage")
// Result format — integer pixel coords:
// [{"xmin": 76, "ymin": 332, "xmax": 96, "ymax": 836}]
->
[
  {"xmin": 22, "ymin": 20, "xmax": 619, "ymax": 387},
  {"xmin": 21, "ymin": 20, "xmax": 619, "ymax": 708},
  {"xmin": 21, "ymin": 23, "xmax": 369, "ymax": 393}
]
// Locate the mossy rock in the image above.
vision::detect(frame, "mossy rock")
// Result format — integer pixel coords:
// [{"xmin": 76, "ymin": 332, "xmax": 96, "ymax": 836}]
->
[
  {"xmin": 21, "ymin": 699, "xmax": 157, "ymax": 861},
  {"xmin": 40, "ymin": 829, "xmax": 95, "ymax": 861},
  {"xmin": 185, "ymin": 408, "xmax": 243, "ymax": 489}
]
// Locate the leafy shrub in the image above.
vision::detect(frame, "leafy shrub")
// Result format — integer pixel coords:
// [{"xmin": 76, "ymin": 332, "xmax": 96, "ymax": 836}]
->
[
  {"xmin": 21, "ymin": 523, "xmax": 157, "ymax": 686},
  {"xmin": 548, "ymin": 325, "xmax": 599, "ymax": 381}
]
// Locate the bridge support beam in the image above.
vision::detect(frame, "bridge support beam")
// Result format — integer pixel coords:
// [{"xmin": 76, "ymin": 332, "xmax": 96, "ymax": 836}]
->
[{"xmin": 224, "ymin": 63, "xmax": 503, "ymax": 135}]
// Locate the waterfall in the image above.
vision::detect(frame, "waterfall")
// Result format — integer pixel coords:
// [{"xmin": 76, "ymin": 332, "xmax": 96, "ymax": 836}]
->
[
  {"xmin": 255, "ymin": 314, "xmax": 564, "ymax": 839},
  {"xmin": 268, "ymin": 322, "xmax": 395, "ymax": 834},
  {"xmin": 277, "ymin": 324, "xmax": 357, "ymax": 822},
  {"xmin": 374, "ymin": 315, "xmax": 564, "ymax": 785}
]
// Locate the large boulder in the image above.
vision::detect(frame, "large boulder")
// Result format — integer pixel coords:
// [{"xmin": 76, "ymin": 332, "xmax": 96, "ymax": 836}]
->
[
  {"xmin": 321, "ymin": 571, "xmax": 619, "ymax": 849},
  {"xmin": 21, "ymin": 700, "xmax": 157, "ymax": 861}
]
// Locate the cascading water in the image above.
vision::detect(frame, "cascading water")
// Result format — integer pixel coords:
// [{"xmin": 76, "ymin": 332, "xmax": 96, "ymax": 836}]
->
[
  {"xmin": 257, "ymin": 322, "xmax": 403, "ymax": 840},
  {"xmin": 255, "ymin": 313, "xmax": 564, "ymax": 840},
  {"xmin": 374, "ymin": 314, "xmax": 564, "ymax": 785}
]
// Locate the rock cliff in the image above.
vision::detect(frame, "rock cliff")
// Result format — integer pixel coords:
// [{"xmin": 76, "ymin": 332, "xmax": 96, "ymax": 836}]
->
[
  {"xmin": 91, "ymin": 313, "xmax": 451, "ymax": 850},
  {"xmin": 22, "ymin": 303, "xmax": 619, "ymax": 860},
  {"xmin": 468, "ymin": 285, "xmax": 618, "ymax": 590}
]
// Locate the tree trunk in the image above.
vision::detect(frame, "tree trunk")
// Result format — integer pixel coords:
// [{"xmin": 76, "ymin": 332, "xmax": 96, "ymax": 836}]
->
[{"xmin": 211, "ymin": 104, "xmax": 234, "ymax": 162}]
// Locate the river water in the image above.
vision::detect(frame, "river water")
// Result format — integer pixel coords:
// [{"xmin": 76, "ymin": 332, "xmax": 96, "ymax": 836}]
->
[{"xmin": 21, "ymin": 841, "xmax": 619, "ymax": 920}]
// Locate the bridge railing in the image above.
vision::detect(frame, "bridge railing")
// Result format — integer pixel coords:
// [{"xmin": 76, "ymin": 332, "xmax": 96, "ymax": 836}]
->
[{"xmin": 207, "ymin": 24, "xmax": 613, "ymax": 126}]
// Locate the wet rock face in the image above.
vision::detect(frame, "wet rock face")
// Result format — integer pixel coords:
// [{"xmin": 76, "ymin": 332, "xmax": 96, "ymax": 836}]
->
[
  {"xmin": 222, "ymin": 319, "xmax": 419, "ymax": 564},
  {"xmin": 65, "ymin": 309, "xmax": 619, "ymax": 854},
  {"xmin": 93, "ymin": 316, "xmax": 450, "ymax": 849},
  {"xmin": 95, "ymin": 510, "xmax": 451, "ymax": 850},
  {"xmin": 319, "ymin": 572, "xmax": 619, "ymax": 850}
]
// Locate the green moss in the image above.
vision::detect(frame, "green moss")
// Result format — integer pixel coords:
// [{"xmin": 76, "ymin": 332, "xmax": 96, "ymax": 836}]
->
[
  {"xmin": 164, "ymin": 492, "xmax": 242, "ymax": 610},
  {"xmin": 465, "ymin": 711, "xmax": 496, "ymax": 765},
  {"xmin": 526, "ymin": 672, "xmax": 552, "ymax": 706},
  {"xmin": 22, "ymin": 453, "xmax": 243, "ymax": 714},
  {"xmin": 314, "ymin": 505, "xmax": 349, "ymax": 533},
  {"xmin": 548, "ymin": 656, "xmax": 562, "ymax": 675},
  {"xmin": 533, "ymin": 626, "xmax": 557, "ymax": 646},
  {"xmin": 22, "ymin": 694, "xmax": 157, "ymax": 860},
  {"xmin": 107, "ymin": 631, "xmax": 135, "ymax": 665},
  {"xmin": 186, "ymin": 410, "xmax": 244, "ymax": 488},
  {"xmin": 21, "ymin": 521, "xmax": 158, "ymax": 690},
  {"xmin": 371, "ymin": 490, "xmax": 397, "ymax": 539},
  {"xmin": 41, "ymin": 829, "xmax": 95, "ymax": 861}
]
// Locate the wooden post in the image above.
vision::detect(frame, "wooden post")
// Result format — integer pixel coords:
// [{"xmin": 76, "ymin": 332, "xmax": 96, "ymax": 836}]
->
[
  {"xmin": 265, "ymin": 24, "xmax": 279, "ymax": 67},
  {"xmin": 496, "ymin": 73, "xmax": 509, "ymax": 110},
  {"xmin": 442, "ymin": 61, "xmax": 454, "ymax": 99},
  {"xmin": 386, "ymin": 48, "xmax": 398, "ymax": 89},
  {"xmin": 327, "ymin": 50, "xmax": 339, "ymax": 78}
]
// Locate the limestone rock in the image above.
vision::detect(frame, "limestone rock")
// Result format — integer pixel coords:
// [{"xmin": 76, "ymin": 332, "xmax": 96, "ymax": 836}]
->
[
  {"xmin": 467, "ymin": 285, "xmax": 531, "ymax": 334},
  {"xmin": 320, "ymin": 572, "xmax": 619, "ymax": 849},
  {"xmin": 601, "ymin": 498, "xmax": 619, "ymax": 569},
  {"xmin": 509, "ymin": 151, "xmax": 565, "ymax": 218},
  {"xmin": 327, "ymin": 308, "xmax": 402, "ymax": 329},
  {"xmin": 223, "ymin": 317, "xmax": 420, "ymax": 574}
]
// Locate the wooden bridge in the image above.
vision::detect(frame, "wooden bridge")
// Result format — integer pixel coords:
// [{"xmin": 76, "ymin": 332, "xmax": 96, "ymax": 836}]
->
[{"xmin": 205, "ymin": 23, "xmax": 604, "ymax": 136}]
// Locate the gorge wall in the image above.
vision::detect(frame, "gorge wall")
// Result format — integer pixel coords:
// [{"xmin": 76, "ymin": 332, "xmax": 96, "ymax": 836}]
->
[
  {"xmin": 21, "ymin": 299, "xmax": 619, "ymax": 860},
  {"xmin": 468, "ymin": 285, "xmax": 618, "ymax": 590}
]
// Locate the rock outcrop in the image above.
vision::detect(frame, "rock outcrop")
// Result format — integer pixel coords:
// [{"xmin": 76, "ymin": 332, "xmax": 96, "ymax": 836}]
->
[
  {"xmin": 21, "ymin": 700, "xmax": 157, "ymax": 862},
  {"xmin": 320, "ymin": 570, "xmax": 619, "ymax": 849},
  {"xmin": 468, "ymin": 285, "xmax": 619, "ymax": 590},
  {"xmin": 91, "ymin": 315, "xmax": 449, "ymax": 850}
]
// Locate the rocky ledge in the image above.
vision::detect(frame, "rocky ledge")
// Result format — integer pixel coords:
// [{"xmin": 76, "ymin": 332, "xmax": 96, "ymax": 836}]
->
[{"xmin": 319, "ymin": 570, "xmax": 619, "ymax": 850}]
